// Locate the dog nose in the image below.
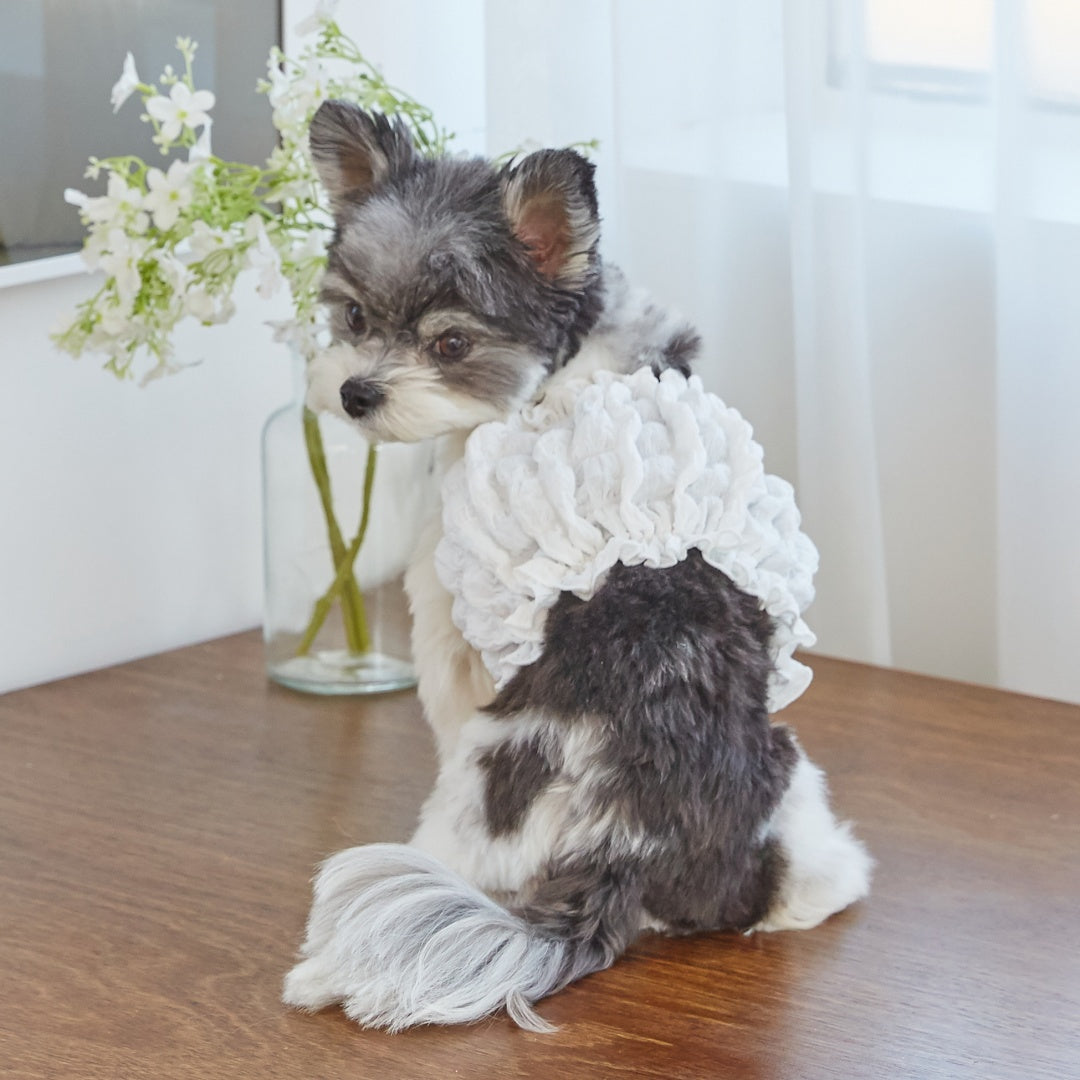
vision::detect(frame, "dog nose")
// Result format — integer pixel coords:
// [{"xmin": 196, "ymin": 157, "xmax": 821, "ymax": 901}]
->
[{"xmin": 340, "ymin": 377, "xmax": 384, "ymax": 419}]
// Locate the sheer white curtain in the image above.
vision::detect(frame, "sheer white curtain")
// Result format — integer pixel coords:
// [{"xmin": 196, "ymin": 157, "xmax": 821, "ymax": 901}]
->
[{"xmin": 330, "ymin": 0, "xmax": 1080, "ymax": 704}]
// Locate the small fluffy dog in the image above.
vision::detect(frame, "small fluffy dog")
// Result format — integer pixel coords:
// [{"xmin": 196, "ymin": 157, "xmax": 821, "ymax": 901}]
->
[{"xmin": 283, "ymin": 102, "xmax": 871, "ymax": 1032}]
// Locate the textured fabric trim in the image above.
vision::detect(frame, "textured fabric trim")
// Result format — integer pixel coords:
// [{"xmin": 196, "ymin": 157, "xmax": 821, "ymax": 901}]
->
[{"xmin": 435, "ymin": 365, "xmax": 819, "ymax": 712}]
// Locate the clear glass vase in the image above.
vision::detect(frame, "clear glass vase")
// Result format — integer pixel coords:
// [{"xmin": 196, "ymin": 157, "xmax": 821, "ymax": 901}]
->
[{"xmin": 261, "ymin": 377, "xmax": 435, "ymax": 695}]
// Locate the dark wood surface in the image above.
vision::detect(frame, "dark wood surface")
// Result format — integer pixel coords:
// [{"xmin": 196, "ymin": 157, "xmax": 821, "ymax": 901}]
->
[{"xmin": 1, "ymin": 631, "xmax": 1077, "ymax": 1080}]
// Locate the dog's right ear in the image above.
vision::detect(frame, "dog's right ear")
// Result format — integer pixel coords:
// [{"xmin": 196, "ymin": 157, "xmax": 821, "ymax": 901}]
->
[{"xmin": 308, "ymin": 101, "xmax": 417, "ymax": 213}]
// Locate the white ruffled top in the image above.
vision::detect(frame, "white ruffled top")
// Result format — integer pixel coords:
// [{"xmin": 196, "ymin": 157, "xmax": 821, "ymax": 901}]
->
[{"xmin": 435, "ymin": 365, "xmax": 819, "ymax": 713}]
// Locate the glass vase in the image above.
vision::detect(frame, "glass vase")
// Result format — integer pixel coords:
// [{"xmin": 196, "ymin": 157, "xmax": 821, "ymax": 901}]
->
[{"xmin": 261, "ymin": 382, "xmax": 435, "ymax": 695}]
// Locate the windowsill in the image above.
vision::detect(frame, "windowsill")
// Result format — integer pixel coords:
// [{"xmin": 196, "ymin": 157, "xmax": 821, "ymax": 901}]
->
[{"xmin": 0, "ymin": 252, "xmax": 87, "ymax": 291}]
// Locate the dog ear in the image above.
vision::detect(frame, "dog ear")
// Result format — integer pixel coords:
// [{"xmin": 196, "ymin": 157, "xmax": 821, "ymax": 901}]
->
[
  {"xmin": 501, "ymin": 150, "xmax": 600, "ymax": 290},
  {"xmin": 308, "ymin": 101, "xmax": 417, "ymax": 212}
]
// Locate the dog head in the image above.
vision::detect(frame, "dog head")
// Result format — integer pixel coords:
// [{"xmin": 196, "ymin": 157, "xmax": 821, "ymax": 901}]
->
[{"xmin": 305, "ymin": 102, "xmax": 604, "ymax": 442}]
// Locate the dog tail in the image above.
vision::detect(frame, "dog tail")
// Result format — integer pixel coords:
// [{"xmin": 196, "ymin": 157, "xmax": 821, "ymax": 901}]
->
[{"xmin": 282, "ymin": 843, "xmax": 638, "ymax": 1032}]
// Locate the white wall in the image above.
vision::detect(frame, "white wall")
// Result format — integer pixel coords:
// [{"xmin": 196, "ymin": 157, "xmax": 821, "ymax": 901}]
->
[
  {"xmin": 0, "ymin": 263, "xmax": 292, "ymax": 692},
  {"xmin": 293, "ymin": 0, "xmax": 487, "ymax": 154},
  {"xmin": 0, "ymin": 0, "xmax": 464, "ymax": 696}
]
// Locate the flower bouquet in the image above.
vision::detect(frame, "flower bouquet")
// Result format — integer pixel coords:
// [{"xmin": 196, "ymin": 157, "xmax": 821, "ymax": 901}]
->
[{"xmin": 53, "ymin": 8, "xmax": 449, "ymax": 692}]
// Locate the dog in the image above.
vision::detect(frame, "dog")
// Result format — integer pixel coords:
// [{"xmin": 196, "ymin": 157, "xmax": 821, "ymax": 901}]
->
[{"xmin": 283, "ymin": 101, "xmax": 872, "ymax": 1032}]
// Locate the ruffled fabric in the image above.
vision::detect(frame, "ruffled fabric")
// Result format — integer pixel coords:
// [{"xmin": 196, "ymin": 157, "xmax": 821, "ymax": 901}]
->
[{"xmin": 435, "ymin": 366, "xmax": 819, "ymax": 712}]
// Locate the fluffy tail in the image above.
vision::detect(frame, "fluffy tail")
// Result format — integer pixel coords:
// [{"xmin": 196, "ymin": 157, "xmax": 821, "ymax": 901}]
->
[{"xmin": 282, "ymin": 844, "xmax": 630, "ymax": 1032}]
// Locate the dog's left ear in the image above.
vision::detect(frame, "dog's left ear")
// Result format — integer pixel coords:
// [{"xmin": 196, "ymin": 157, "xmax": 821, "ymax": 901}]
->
[{"xmin": 501, "ymin": 150, "xmax": 600, "ymax": 290}]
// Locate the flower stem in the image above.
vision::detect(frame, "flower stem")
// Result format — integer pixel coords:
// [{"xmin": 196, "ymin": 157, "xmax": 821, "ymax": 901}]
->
[
  {"xmin": 296, "ymin": 409, "xmax": 372, "ymax": 656},
  {"xmin": 295, "ymin": 438, "xmax": 379, "ymax": 657}
]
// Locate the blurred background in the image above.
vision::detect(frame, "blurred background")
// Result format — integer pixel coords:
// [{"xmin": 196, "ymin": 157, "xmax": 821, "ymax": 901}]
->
[{"xmin": 2, "ymin": 0, "xmax": 1078, "ymax": 705}]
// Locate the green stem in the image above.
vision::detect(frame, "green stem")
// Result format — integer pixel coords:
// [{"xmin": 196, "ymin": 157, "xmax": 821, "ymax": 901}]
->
[
  {"xmin": 296, "ymin": 409, "xmax": 372, "ymax": 656},
  {"xmin": 295, "ymin": 441, "xmax": 379, "ymax": 657}
]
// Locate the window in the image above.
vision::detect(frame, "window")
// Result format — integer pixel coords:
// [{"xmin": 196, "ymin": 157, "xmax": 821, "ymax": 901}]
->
[
  {"xmin": 830, "ymin": 0, "xmax": 1080, "ymax": 110},
  {"xmin": 0, "ymin": 0, "xmax": 281, "ymax": 268}
]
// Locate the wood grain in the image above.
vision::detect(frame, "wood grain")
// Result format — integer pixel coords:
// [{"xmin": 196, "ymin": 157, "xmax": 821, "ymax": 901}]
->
[{"xmin": 1, "ymin": 633, "xmax": 1077, "ymax": 1079}]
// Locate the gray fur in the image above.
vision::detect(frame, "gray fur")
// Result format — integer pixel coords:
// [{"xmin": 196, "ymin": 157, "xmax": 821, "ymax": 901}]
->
[
  {"xmin": 313, "ymin": 102, "xmax": 602, "ymax": 364},
  {"xmin": 662, "ymin": 326, "xmax": 701, "ymax": 376},
  {"xmin": 584, "ymin": 265, "xmax": 701, "ymax": 377},
  {"xmin": 489, "ymin": 553, "xmax": 797, "ymax": 943},
  {"xmin": 309, "ymin": 104, "xmax": 418, "ymax": 211},
  {"xmin": 307, "ymin": 101, "xmax": 693, "ymax": 436}
]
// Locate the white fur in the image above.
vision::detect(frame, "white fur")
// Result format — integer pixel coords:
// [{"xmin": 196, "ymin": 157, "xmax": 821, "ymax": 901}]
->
[
  {"xmin": 754, "ymin": 752, "xmax": 873, "ymax": 932},
  {"xmin": 282, "ymin": 844, "xmax": 565, "ymax": 1032},
  {"xmin": 403, "ymin": 435, "xmax": 496, "ymax": 758},
  {"xmin": 305, "ymin": 343, "xmax": 359, "ymax": 420},
  {"xmin": 308, "ymin": 345, "xmax": 508, "ymax": 442},
  {"xmin": 409, "ymin": 713, "xmax": 642, "ymax": 896}
]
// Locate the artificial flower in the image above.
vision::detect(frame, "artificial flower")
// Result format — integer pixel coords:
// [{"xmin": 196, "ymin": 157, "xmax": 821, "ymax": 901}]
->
[
  {"xmin": 244, "ymin": 215, "xmax": 283, "ymax": 298},
  {"xmin": 143, "ymin": 160, "xmax": 194, "ymax": 230},
  {"xmin": 55, "ymin": 11, "xmax": 449, "ymax": 381},
  {"xmin": 110, "ymin": 52, "xmax": 141, "ymax": 113},
  {"xmin": 78, "ymin": 172, "xmax": 149, "ymax": 232},
  {"xmin": 187, "ymin": 220, "xmax": 228, "ymax": 261},
  {"xmin": 146, "ymin": 81, "xmax": 215, "ymax": 143},
  {"xmin": 97, "ymin": 228, "xmax": 147, "ymax": 302},
  {"xmin": 294, "ymin": 0, "xmax": 340, "ymax": 37},
  {"xmin": 188, "ymin": 120, "xmax": 213, "ymax": 163}
]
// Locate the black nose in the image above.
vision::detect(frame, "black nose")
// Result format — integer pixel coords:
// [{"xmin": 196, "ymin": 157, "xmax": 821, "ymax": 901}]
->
[{"xmin": 340, "ymin": 377, "xmax": 385, "ymax": 420}]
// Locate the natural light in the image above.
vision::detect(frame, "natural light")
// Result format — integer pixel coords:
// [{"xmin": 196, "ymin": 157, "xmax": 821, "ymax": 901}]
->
[{"xmin": 866, "ymin": 0, "xmax": 1080, "ymax": 103}]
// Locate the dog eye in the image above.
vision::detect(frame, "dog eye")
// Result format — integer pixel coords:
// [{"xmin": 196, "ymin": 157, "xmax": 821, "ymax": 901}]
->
[
  {"xmin": 435, "ymin": 332, "xmax": 470, "ymax": 361},
  {"xmin": 344, "ymin": 303, "xmax": 365, "ymax": 335}
]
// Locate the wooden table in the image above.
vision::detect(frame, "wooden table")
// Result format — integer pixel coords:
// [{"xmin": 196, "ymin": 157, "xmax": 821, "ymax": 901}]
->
[{"xmin": 2, "ymin": 632, "xmax": 1077, "ymax": 1079}]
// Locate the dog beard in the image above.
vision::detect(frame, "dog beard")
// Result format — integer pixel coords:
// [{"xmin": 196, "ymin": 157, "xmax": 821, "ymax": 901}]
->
[{"xmin": 306, "ymin": 343, "xmax": 548, "ymax": 443}]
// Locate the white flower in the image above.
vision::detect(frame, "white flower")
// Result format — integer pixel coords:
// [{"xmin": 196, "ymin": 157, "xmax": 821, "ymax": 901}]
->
[
  {"xmin": 288, "ymin": 229, "xmax": 329, "ymax": 269},
  {"xmin": 294, "ymin": 0, "xmax": 340, "ymax": 37},
  {"xmin": 146, "ymin": 82, "xmax": 215, "ymax": 143},
  {"xmin": 213, "ymin": 296, "xmax": 236, "ymax": 323},
  {"xmin": 99, "ymin": 302, "xmax": 136, "ymax": 337},
  {"xmin": 79, "ymin": 225, "xmax": 111, "ymax": 270},
  {"xmin": 244, "ymin": 215, "xmax": 283, "ymax": 298},
  {"xmin": 268, "ymin": 57, "xmax": 330, "ymax": 135},
  {"xmin": 77, "ymin": 173, "xmax": 149, "ymax": 232},
  {"xmin": 268, "ymin": 315, "xmax": 326, "ymax": 360},
  {"xmin": 187, "ymin": 220, "xmax": 227, "ymax": 261},
  {"xmin": 98, "ymin": 229, "xmax": 148, "ymax": 302},
  {"xmin": 139, "ymin": 354, "xmax": 199, "ymax": 387},
  {"xmin": 183, "ymin": 222, "xmax": 236, "ymax": 280},
  {"xmin": 188, "ymin": 120, "xmax": 213, "ymax": 163},
  {"xmin": 69, "ymin": 172, "xmax": 149, "ymax": 238},
  {"xmin": 155, "ymin": 249, "xmax": 189, "ymax": 295},
  {"xmin": 111, "ymin": 52, "xmax": 141, "ymax": 113},
  {"xmin": 184, "ymin": 286, "xmax": 218, "ymax": 322},
  {"xmin": 143, "ymin": 159, "xmax": 194, "ymax": 230},
  {"xmin": 51, "ymin": 308, "xmax": 81, "ymax": 341},
  {"xmin": 139, "ymin": 363, "xmax": 178, "ymax": 386},
  {"xmin": 174, "ymin": 37, "xmax": 196, "ymax": 66},
  {"xmin": 264, "ymin": 144, "xmax": 319, "ymax": 203}
]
